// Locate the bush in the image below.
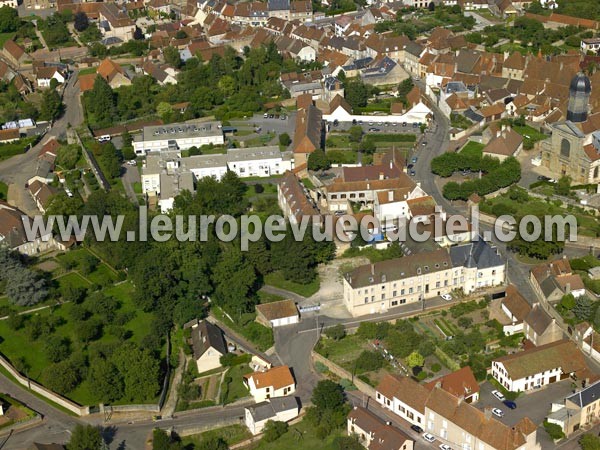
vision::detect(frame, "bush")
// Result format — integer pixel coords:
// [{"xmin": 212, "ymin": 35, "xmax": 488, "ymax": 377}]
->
[
  {"xmin": 355, "ymin": 351, "xmax": 385, "ymax": 373},
  {"xmin": 263, "ymin": 421, "xmax": 288, "ymax": 442},
  {"xmin": 325, "ymin": 324, "xmax": 346, "ymax": 341},
  {"xmin": 431, "ymin": 363, "xmax": 442, "ymax": 373},
  {"xmin": 220, "ymin": 353, "xmax": 251, "ymax": 367},
  {"xmin": 254, "ymin": 184, "xmax": 264, "ymax": 194},
  {"xmin": 543, "ymin": 421, "xmax": 565, "ymax": 440}
]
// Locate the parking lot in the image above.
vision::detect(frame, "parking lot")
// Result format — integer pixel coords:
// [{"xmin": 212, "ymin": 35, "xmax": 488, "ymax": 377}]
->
[
  {"xmin": 476, "ymin": 380, "xmax": 574, "ymax": 427},
  {"xmin": 230, "ymin": 112, "xmax": 297, "ymax": 137},
  {"xmin": 330, "ymin": 120, "xmax": 424, "ymax": 134}
]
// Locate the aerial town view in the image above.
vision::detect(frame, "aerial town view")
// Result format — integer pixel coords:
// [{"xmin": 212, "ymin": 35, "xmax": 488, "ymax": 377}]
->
[{"xmin": 2, "ymin": 0, "xmax": 600, "ymax": 448}]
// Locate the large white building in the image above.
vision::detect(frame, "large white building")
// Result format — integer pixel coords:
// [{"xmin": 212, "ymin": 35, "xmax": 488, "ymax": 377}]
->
[
  {"xmin": 343, "ymin": 239, "xmax": 505, "ymax": 317},
  {"xmin": 491, "ymin": 340, "xmax": 588, "ymax": 393},
  {"xmin": 133, "ymin": 121, "xmax": 225, "ymax": 155},
  {"xmin": 142, "ymin": 147, "xmax": 292, "ymax": 212}
]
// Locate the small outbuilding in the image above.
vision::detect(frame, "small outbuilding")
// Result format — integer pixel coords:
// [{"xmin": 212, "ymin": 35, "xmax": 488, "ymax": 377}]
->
[{"xmin": 256, "ymin": 300, "xmax": 299, "ymax": 328}]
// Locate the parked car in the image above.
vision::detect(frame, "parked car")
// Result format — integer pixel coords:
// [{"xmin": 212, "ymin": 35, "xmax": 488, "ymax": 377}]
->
[
  {"xmin": 409, "ymin": 170, "xmax": 416, "ymax": 176},
  {"xmin": 402, "ymin": 122, "xmax": 408, "ymax": 127},
  {"xmin": 407, "ymin": 164, "xmax": 414, "ymax": 169},
  {"xmin": 492, "ymin": 408, "xmax": 504, "ymax": 418},
  {"xmin": 491, "ymin": 390, "xmax": 506, "ymax": 401},
  {"xmin": 369, "ymin": 127, "xmax": 380, "ymax": 132},
  {"xmin": 503, "ymin": 400, "xmax": 517, "ymax": 409},
  {"xmin": 280, "ymin": 115, "xmax": 286, "ymax": 120},
  {"xmin": 422, "ymin": 141, "xmax": 427, "ymax": 146},
  {"xmin": 440, "ymin": 445, "xmax": 452, "ymax": 450},
  {"xmin": 537, "ymin": 175, "xmax": 550, "ymax": 181},
  {"xmin": 127, "ymin": 160, "xmax": 137, "ymax": 166},
  {"xmin": 97, "ymin": 135, "xmax": 111, "ymax": 143},
  {"xmin": 263, "ymin": 113, "xmax": 269, "ymax": 118},
  {"xmin": 411, "ymin": 157, "xmax": 418, "ymax": 163},
  {"xmin": 441, "ymin": 293, "xmax": 452, "ymax": 301},
  {"xmin": 423, "ymin": 433, "xmax": 435, "ymax": 443},
  {"xmin": 411, "ymin": 425, "xmax": 423, "ymax": 433},
  {"xmin": 268, "ymin": 114, "xmax": 274, "ymax": 118}
]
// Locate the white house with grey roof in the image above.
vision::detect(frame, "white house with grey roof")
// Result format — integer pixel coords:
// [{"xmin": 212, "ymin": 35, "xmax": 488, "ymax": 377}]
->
[
  {"xmin": 189, "ymin": 320, "xmax": 228, "ymax": 373},
  {"xmin": 226, "ymin": 147, "xmax": 293, "ymax": 178},
  {"xmin": 449, "ymin": 238, "xmax": 506, "ymax": 293},
  {"xmin": 548, "ymin": 379, "xmax": 600, "ymax": 436},
  {"xmin": 133, "ymin": 121, "xmax": 225, "ymax": 155},
  {"xmin": 245, "ymin": 396, "xmax": 299, "ymax": 435}
]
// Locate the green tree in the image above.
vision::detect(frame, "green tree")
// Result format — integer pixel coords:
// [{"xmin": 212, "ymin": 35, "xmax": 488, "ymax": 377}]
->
[
  {"xmin": 0, "ymin": 6, "xmax": 19, "ymax": 32},
  {"xmin": 163, "ymin": 46, "xmax": 182, "ymax": 69},
  {"xmin": 406, "ymin": 351, "xmax": 425, "ymax": 368},
  {"xmin": 40, "ymin": 89, "xmax": 64, "ymax": 121},
  {"xmin": 307, "ymin": 149, "xmax": 330, "ymax": 171},
  {"xmin": 212, "ymin": 246, "xmax": 257, "ymax": 313},
  {"xmin": 73, "ymin": 11, "xmax": 89, "ymax": 31},
  {"xmin": 67, "ymin": 424, "xmax": 104, "ymax": 450},
  {"xmin": 345, "ymin": 80, "xmax": 368, "ymax": 108},
  {"xmin": 86, "ymin": 76, "xmax": 115, "ymax": 128},
  {"xmin": 457, "ymin": 317, "xmax": 473, "ymax": 329},
  {"xmin": 197, "ymin": 437, "xmax": 227, "ymax": 450},
  {"xmin": 559, "ymin": 293, "xmax": 576, "ymax": 310},
  {"xmin": 325, "ymin": 324, "xmax": 346, "ymax": 340},
  {"xmin": 88, "ymin": 358, "xmax": 124, "ymax": 403},
  {"xmin": 574, "ymin": 296, "xmax": 593, "ymax": 321},
  {"xmin": 355, "ymin": 351, "xmax": 384, "ymax": 372},
  {"xmin": 555, "ymin": 175, "xmax": 571, "ymax": 196},
  {"xmin": 348, "ymin": 125, "xmax": 363, "ymax": 143},
  {"xmin": 312, "ymin": 380, "xmax": 345, "ymax": 411},
  {"xmin": 45, "ymin": 336, "xmax": 71, "ymax": 363},
  {"xmin": 157, "ymin": 102, "xmax": 173, "ymax": 119},
  {"xmin": 262, "ymin": 420, "xmax": 289, "ymax": 442},
  {"xmin": 42, "ymin": 360, "xmax": 81, "ymax": 394},
  {"xmin": 279, "ymin": 132, "xmax": 291, "ymax": 146},
  {"xmin": 580, "ymin": 434, "xmax": 600, "ymax": 450},
  {"xmin": 543, "ymin": 421, "xmax": 565, "ymax": 440},
  {"xmin": 56, "ymin": 145, "xmax": 81, "ymax": 170},
  {"xmin": 112, "ymin": 343, "xmax": 161, "ymax": 402}
]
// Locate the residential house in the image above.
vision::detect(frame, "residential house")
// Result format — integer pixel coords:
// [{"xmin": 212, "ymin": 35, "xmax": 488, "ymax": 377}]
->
[
  {"xmin": 97, "ymin": 58, "xmax": 131, "ymax": 89},
  {"xmin": 243, "ymin": 365, "xmax": 296, "ymax": 402},
  {"xmin": 292, "ymin": 103, "xmax": 323, "ymax": 167},
  {"xmin": 491, "ymin": 340, "xmax": 590, "ymax": 392},
  {"xmin": 34, "ymin": 65, "xmax": 66, "ymax": 88},
  {"xmin": 28, "ymin": 181, "xmax": 57, "ymax": 213},
  {"xmin": 133, "ymin": 121, "xmax": 224, "ymax": 155},
  {"xmin": 189, "ymin": 320, "xmax": 228, "ymax": 373},
  {"xmin": 404, "ymin": 42, "xmax": 425, "ymax": 76},
  {"xmin": 98, "ymin": 3, "xmax": 136, "ymax": 42},
  {"xmin": 499, "ymin": 285, "xmax": 532, "ymax": 335},
  {"xmin": 226, "ymin": 146, "xmax": 293, "ymax": 177},
  {"xmin": 523, "ymin": 304, "xmax": 564, "ymax": 346},
  {"xmin": 256, "ymin": 300, "xmax": 299, "ymax": 328},
  {"xmin": 482, "ymin": 125, "xmax": 523, "ymax": 161},
  {"xmin": 0, "ymin": 201, "xmax": 58, "ymax": 255},
  {"xmin": 547, "ymin": 379, "xmax": 600, "ymax": 436},
  {"xmin": 142, "ymin": 61, "xmax": 178, "ymax": 85},
  {"xmin": 448, "ymin": 238, "xmax": 506, "ymax": 294},
  {"xmin": 360, "ymin": 56, "xmax": 409, "ymax": 86},
  {"xmin": 424, "ymin": 366, "xmax": 480, "ymax": 404},
  {"xmin": 277, "ymin": 171, "xmax": 321, "ymax": 226},
  {"xmin": 347, "ymin": 406, "xmax": 414, "ymax": 450},
  {"xmin": 530, "ymin": 257, "xmax": 586, "ymax": 302},
  {"xmin": 2, "ymin": 40, "xmax": 28, "ymax": 67},
  {"xmin": 581, "ymin": 38, "xmax": 600, "ymax": 54},
  {"xmin": 0, "ymin": 129, "xmax": 19, "ymax": 143},
  {"xmin": 245, "ymin": 397, "xmax": 300, "ymax": 435},
  {"xmin": 376, "ymin": 374, "xmax": 428, "ymax": 427}
]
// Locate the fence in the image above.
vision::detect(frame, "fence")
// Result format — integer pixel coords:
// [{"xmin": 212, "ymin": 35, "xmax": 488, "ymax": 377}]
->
[
  {"xmin": 311, "ymin": 351, "xmax": 376, "ymax": 397},
  {"xmin": 0, "ymin": 353, "xmax": 90, "ymax": 416},
  {"xmin": 75, "ymin": 130, "xmax": 110, "ymax": 191}
]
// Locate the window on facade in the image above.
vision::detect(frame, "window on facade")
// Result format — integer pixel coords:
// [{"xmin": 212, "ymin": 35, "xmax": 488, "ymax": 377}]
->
[{"xmin": 560, "ymin": 138, "xmax": 571, "ymax": 158}]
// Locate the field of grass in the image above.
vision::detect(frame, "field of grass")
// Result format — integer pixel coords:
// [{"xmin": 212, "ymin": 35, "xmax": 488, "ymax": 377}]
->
[
  {"xmin": 326, "ymin": 134, "xmax": 351, "ymax": 148},
  {"xmin": 264, "ymin": 272, "xmax": 320, "ymax": 298},
  {"xmin": 0, "ymin": 33, "xmax": 14, "ymax": 48},
  {"xmin": 257, "ymin": 290, "xmax": 285, "ymax": 304},
  {"xmin": 0, "ymin": 279, "xmax": 154, "ymax": 406},
  {"xmin": 86, "ymin": 263, "xmax": 118, "ymax": 286},
  {"xmin": 55, "ymin": 272, "xmax": 92, "ymax": 291},
  {"xmin": 0, "ymin": 137, "xmax": 37, "ymax": 162},
  {"xmin": 434, "ymin": 318, "xmax": 454, "ymax": 337},
  {"xmin": 133, "ymin": 182, "xmax": 142, "ymax": 194},
  {"xmin": 78, "ymin": 67, "xmax": 97, "ymax": 75},
  {"xmin": 211, "ymin": 306, "xmax": 274, "ymax": 352},
  {"xmin": 459, "ymin": 141, "xmax": 484, "ymax": 156},
  {"xmin": 182, "ymin": 425, "xmax": 251, "ymax": 448},
  {"xmin": 0, "ymin": 181, "xmax": 7, "ymax": 201},
  {"xmin": 513, "ymin": 125, "xmax": 546, "ymax": 143},
  {"xmin": 327, "ymin": 150, "xmax": 358, "ymax": 165},
  {"xmin": 316, "ymin": 333, "xmax": 365, "ymax": 371},
  {"xmin": 249, "ymin": 419, "xmax": 345, "ymax": 450},
  {"xmin": 220, "ymin": 364, "xmax": 252, "ymax": 405}
]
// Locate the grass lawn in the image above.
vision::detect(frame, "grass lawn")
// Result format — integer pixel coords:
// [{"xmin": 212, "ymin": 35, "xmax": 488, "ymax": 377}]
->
[
  {"xmin": 250, "ymin": 420, "xmax": 345, "ymax": 450},
  {"xmin": 257, "ymin": 290, "xmax": 285, "ymax": 304},
  {"xmin": 264, "ymin": 272, "xmax": 320, "ymax": 298},
  {"xmin": 55, "ymin": 272, "xmax": 92, "ymax": 291},
  {"xmin": 327, "ymin": 150, "xmax": 358, "ymax": 165},
  {"xmin": 220, "ymin": 364, "xmax": 252, "ymax": 405},
  {"xmin": 316, "ymin": 334, "xmax": 365, "ymax": 371},
  {"xmin": 0, "ymin": 33, "xmax": 14, "ymax": 48},
  {"xmin": 513, "ymin": 125, "xmax": 546, "ymax": 143},
  {"xmin": 212, "ymin": 306, "xmax": 274, "ymax": 352},
  {"xmin": 326, "ymin": 134, "xmax": 351, "ymax": 148},
  {"xmin": 133, "ymin": 182, "xmax": 142, "ymax": 194},
  {"xmin": 0, "ymin": 280, "xmax": 155, "ymax": 406},
  {"xmin": 0, "ymin": 181, "xmax": 7, "ymax": 201},
  {"xmin": 0, "ymin": 137, "xmax": 37, "ymax": 162},
  {"xmin": 55, "ymin": 248, "xmax": 97, "ymax": 268},
  {"xmin": 78, "ymin": 67, "xmax": 97, "ymax": 75},
  {"xmin": 86, "ymin": 263, "xmax": 118, "ymax": 286},
  {"xmin": 182, "ymin": 425, "xmax": 251, "ymax": 448},
  {"xmin": 459, "ymin": 141, "xmax": 484, "ymax": 156}
]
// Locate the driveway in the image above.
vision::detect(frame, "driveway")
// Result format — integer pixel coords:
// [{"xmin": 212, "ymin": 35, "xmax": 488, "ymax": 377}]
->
[
  {"xmin": 476, "ymin": 380, "xmax": 574, "ymax": 428},
  {"xmin": 230, "ymin": 112, "xmax": 297, "ymax": 138},
  {"xmin": 121, "ymin": 163, "xmax": 140, "ymax": 203}
]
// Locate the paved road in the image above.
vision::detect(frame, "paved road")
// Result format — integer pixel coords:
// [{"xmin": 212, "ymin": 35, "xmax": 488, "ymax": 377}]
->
[
  {"xmin": 121, "ymin": 163, "xmax": 140, "ymax": 204},
  {"xmin": 0, "ymin": 69, "xmax": 84, "ymax": 205}
]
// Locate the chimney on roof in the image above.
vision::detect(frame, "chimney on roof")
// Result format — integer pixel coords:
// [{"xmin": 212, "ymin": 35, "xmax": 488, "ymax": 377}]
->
[
  {"xmin": 371, "ymin": 264, "xmax": 375, "ymax": 275},
  {"xmin": 566, "ymin": 283, "xmax": 571, "ymax": 293},
  {"xmin": 435, "ymin": 381, "xmax": 442, "ymax": 389},
  {"xmin": 388, "ymin": 190, "xmax": 393, "ymax": 202},
  {"xmin": 367, "ymin": 182, "xmax": 371, "ymax": 190},
  {"xmin": 379, "ymin": 172, "xmax": 384, "ymax": 180}
]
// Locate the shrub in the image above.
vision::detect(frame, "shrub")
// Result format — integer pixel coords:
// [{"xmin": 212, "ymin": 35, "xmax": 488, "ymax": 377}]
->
[
  {"xmin": 543, "ymin": 421, "xmax": 565, "ymax": 440},
  {"xmin": 220, "ymin": 353, "xmax": 251, "ymax": 367},
  {"xmin": 431, "ymin": 363, "xmax": 442, "ymax": 373},
  {"xmin": 325, "ymin": 324, "xmax": 346, "ymax": 341},
  {"xmin": 355, "ymin": 351, "xmax": 385, "ymax": 373}
]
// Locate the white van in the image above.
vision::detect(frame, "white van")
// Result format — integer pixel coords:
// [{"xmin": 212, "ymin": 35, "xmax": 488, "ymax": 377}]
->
[{"xmin": 97, "ymin": 135, "xmax": 111, "ymax": 143}]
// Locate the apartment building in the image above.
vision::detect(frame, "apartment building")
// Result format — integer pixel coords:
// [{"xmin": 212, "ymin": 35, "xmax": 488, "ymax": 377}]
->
[
  {"xmin": 548, "ymin": 380, "xmax": 600, "ymax": 436},
  {"xmin": 343, "ymin": 240, "xmax": 505, "ymax": 317},
  {"xmin": 133, "ymin": 122, "xmax": 225, "ymax": 155}
]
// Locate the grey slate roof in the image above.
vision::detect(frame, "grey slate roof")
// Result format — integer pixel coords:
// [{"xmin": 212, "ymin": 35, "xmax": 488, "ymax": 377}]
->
[
  {"xmin": 449, "ymin": 239, "xmax": 503, "ymax": 270},
  {"xmin": 567, "ymin": 380, "xmax": 600, "ymax": 408},
  {"xmin": 268, "ymin": 0, "xmax": 290, "ymax": 10},
  {"xmin": 464, "ymin": 108, "xmax": 484, "ymax": 123},
  {"xmin": 191, "ymin": 321, "xmax": 228, "ymax": 360},
  {"xmin": 246, "ymin": 396, "xmax": 299, "ymax": 422}
]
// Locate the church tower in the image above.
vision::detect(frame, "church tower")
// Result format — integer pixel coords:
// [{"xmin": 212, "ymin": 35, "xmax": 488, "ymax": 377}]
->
[{"xmin": 567, "ymin": 72, "xmax": 591, "ymax": 123}]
